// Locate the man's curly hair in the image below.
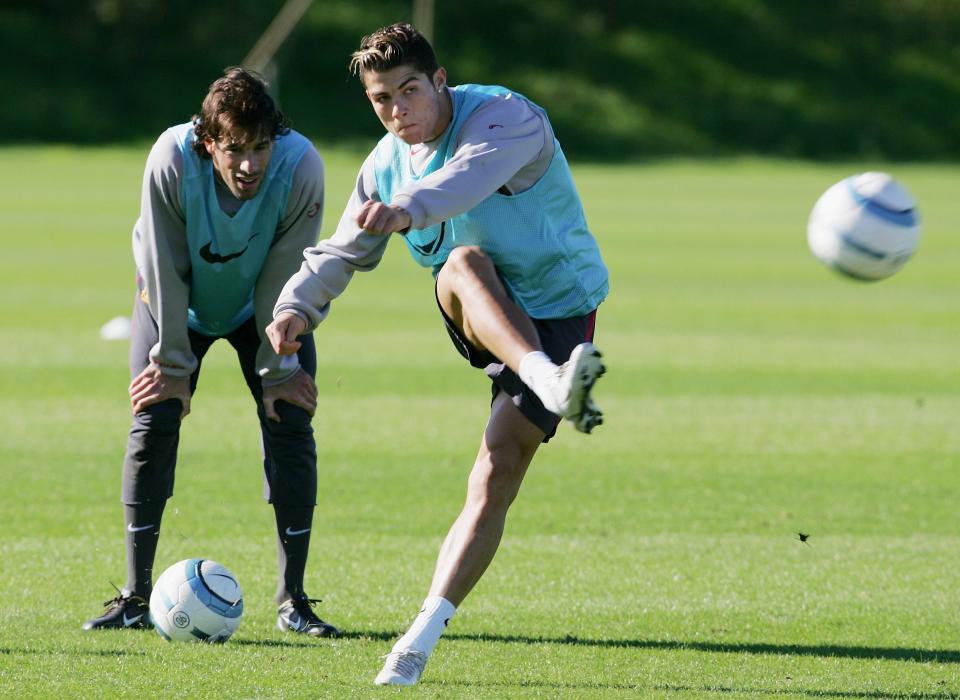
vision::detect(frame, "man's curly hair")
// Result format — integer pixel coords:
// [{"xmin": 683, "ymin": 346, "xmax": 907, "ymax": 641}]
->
[{"xmin": 191, "ymin": 67, "xmax": 290, "ymax": 158}]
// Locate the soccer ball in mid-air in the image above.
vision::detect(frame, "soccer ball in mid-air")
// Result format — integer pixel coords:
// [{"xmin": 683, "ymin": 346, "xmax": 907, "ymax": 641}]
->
[
  {"xmin": 807, "ymin": 172, "xmax": 921, "ymax": 281},
  {"xmin": 150, "ymin": 559, "xmax": 243, "ymax": 643}
]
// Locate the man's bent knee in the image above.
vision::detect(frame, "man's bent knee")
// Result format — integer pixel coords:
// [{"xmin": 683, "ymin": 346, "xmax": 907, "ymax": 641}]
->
[
  {"xmin": 442, "ymin": 245, "xmax": 494, "ymax": 281},
  {"xmin": 132, "ymin": 398, "xmax": 183, "ymax": 433},
  {"xmin": 262, "ymin": 401, "xmax": 314, "ymax": 435},
  {"xmin": 438, "ymin": 245, "xmax": 496, "ymax": 294}
]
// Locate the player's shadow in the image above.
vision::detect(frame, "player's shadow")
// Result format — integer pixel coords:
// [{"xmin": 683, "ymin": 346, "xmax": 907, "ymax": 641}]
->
[
  {"xmin": 441, "ymin": 679, "xmax": 957, "ymax": 699},
  {"xmin": 651, "ymin": 685, "xmax": 955, "ymax": 699},
  {"xmin": 329, "ymin": 631, "xmax": 960, "ymax": 664},
  {"xmin": 232, "ymin": 638, "xmax": 338, "ymax": 648},
  {"xmin": 0, "ymin": 646, "xmax": 148, "ymax": 657}
]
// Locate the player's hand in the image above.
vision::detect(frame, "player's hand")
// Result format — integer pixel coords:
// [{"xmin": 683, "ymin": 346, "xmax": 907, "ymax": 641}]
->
[
  {"xmin": 356, "ymin": 200, "xmax": 411, "ymax": 235},
  {"xmin": 262, "ymin": 368, "xmax": 318, "ymax": 422},
  {"xmin": 129, "ymin": 363, "xmax": 191, "ymax": 418},
  {"xmin": 266, "ymin": 312, "xmax": 307, "ymax": 356}
]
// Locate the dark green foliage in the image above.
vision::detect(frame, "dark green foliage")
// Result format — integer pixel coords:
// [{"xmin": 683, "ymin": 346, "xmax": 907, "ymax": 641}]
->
[{"xmin": 3, "ymin": 0, "xmax": 958, "ymax": 159}]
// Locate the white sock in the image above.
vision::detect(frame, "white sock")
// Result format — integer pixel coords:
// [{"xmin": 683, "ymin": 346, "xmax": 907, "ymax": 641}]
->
[
  {"xmin": 518, "ymin": 350, "xmax": 563, "ymax": 414},
  {"xmin": 392, "ymin": 595, "xmax": 457, "ymax": 656}
]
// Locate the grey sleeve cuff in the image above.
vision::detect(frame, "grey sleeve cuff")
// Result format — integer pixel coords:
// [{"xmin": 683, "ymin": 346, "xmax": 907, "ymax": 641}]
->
[
  {"xmin": 391, "ymin": 194, "xmax": 428, "ymax": 231},
  {"xmin": 273, "ymin": 298, "xmax": 330, "ymax": 335}
]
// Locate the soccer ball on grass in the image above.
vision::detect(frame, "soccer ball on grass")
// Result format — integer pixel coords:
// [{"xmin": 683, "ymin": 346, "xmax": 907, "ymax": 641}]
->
[
  {"xmin": 807, "ymin": 172, "xmax": 920, "ymax": 281},
  {"xmin": 149, "ymin": 559, "xmax": 243, "ymax": 643}
]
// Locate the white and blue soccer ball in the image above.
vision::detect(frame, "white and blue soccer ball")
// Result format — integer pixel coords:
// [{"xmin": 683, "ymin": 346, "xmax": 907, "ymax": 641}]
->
[
  {"xmin": 807, "ymin": 172, "xmax": 921, "ymax": 281},
  {"xmin": 150, "ymin": 559, "xmax": 243, "ymax": 643}
]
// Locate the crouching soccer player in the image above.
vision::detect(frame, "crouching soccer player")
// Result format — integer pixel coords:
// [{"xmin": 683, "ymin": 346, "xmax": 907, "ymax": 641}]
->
[
  {"xmin": 83, "ymin": 67, "xmax": 339, "ymax": 638},
  {"xmin": 266, "ymin": 24, "xmax": 609, "ymax": 684}
]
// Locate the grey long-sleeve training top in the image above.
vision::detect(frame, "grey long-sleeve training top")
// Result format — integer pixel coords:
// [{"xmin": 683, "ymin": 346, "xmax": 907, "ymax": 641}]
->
[
  {"xmin": 132, "ymin": 128, "xmax": 324, "ymax": 384},
  {"xmin": 274, "ymin": 88, "xmax": 554, "ymax": 331}
]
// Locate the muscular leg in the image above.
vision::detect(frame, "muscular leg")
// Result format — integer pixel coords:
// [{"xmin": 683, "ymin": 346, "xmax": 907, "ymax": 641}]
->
[
  {"xmin": 436, "ymin": 245, "xmax": 542, "ymax": 373},
  {"xmin": 377, "ymin": 249, "xmax": 602, "ymax": 681},
  {"xmin": 382, "ymin": 390, "xmax": 544, "ymax": 668},
  {"xmin": 428, "ymin": 391, "xmax": 545, "ymax": 606}
]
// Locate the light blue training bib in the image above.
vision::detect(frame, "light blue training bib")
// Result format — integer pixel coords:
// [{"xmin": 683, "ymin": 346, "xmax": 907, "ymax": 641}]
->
[
  {"xmin": 373, "ymin": 84, "xmax": 608, "ymax": 319},
  {"xmin": 171, "ymin": 122, "xmax": 311, "ymax": 335}
]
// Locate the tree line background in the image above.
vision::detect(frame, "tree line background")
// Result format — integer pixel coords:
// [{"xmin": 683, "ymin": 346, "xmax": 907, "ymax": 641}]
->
[{"xmin": 4, "ymin": 0, "xmax": 959, "ymax": 160}]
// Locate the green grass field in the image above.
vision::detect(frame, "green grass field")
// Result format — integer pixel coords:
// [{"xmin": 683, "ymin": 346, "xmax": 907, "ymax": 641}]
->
[{"xmin": 0, "ymin": 146, "xmax": 958, "ymax": 698}]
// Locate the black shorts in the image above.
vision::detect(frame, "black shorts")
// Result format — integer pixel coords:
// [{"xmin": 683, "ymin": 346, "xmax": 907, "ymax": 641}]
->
[{"xmin": 436, "ymin": 290, "xmax": 597, "ymax": 442}]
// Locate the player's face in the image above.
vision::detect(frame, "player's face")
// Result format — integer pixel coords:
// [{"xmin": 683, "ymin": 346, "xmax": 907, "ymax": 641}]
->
[
  {"xmin": 204, "ymin": 132, "xmax": 274, "ymax": 200},
  {"xmin": 363, "ymin": 66, "xmax": 451, "ymax": 145}
]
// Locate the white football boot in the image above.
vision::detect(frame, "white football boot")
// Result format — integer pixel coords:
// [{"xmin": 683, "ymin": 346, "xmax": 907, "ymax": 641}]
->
[
  {"xmin": 374, "ymin": 649, "xmax": 428, "ymax": 686},
  {"xmin": 575, "ymin": 396, "xmax": 604, "ymax": 434},
  {"xmin": 550, "ymin": 342, "xmax": 606, "ymax": 433}
]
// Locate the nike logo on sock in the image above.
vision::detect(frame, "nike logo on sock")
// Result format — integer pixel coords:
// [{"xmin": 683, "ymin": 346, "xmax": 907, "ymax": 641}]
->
[
  {"xmin": 284, "ymin": 526, "xmax": 312, "ymax": 536},
  {"xmin": 127, "ymin": 523, "xmax": 154, "ymax": 533},
  {"xmin": 123, "ymin": 612, "xmax": 144, "ymax": 626},
  {"xmin": 443, "ymin": 618, "xmax": 450, "ymax": 627}
]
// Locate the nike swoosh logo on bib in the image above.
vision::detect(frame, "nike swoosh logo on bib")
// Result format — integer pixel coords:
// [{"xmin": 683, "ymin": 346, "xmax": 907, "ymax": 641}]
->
[
  {"xmin": 199, "ymin": 242, "xmax": 248, "ymax": 264},
  {"xmin": 199, "ymin": 233, "xmax": 260, "ymax": 264}
]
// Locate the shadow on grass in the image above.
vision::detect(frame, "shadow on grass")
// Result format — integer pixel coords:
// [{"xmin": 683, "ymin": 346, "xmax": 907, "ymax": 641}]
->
[
  {"xmin": 456, "ymin": 632, "xmax": 960, "ymax": 664},
  {"xmin": 438, "ymin": 679, "xmax": 956, "ymax": 699},
  {"xmin": 231, "ymin": 637, "xmax": 345, "ymax": 648},
  {"xmin": 0, "ymin": 646, "xmax": 147, "ymax": 657},
  {"xmin": 331, "ymin": 630, "xmax": 960, "ymax": 664},
  {"xmin": 231, "ymin": 630, "xmax": 399, "ymax": 647},
  {"xmin": 652, "ymin": 686, "xmax": 956, "ymax": 699},
  {"xmin": 53, "ymin": 629, "xmax": 955, "ymax": 670}
]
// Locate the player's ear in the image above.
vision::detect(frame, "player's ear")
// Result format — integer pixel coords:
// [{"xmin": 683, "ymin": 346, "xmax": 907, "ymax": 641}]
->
[
  {"xmin": 203, "ymin": 138, "xmax": 216, "ymax": 156},
  {"xmin": 433, "ymin": 67, "xmax": 447, "ymax": 92}
]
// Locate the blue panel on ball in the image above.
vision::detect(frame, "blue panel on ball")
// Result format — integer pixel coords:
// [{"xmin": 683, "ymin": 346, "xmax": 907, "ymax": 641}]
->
[
  {"xmin": 185, "ymin": 559, "xmax": 213, "ymax": 606},
  {"xmin": 846, "ymin": 180, "xmax": 918, "ymax": 227},
  {"xmin": 839, "ymin": 233, "xmax": 886, "ymax": 260},
  {"xmin": 206, "ymin": 596, "xmax": 243, "ymax": 619},
  {"xmin": 183, "ymin": 558, "xmax": 203, "ymax": 582},
  {"xmin": 184, "ymin": 559, "xmax": 243, "ymax": 618}
]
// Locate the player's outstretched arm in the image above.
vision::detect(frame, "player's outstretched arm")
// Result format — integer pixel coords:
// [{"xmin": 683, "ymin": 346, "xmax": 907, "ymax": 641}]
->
[{"xmin": 266, "ymin": 312, "xmax": 307, "ymax": 356}]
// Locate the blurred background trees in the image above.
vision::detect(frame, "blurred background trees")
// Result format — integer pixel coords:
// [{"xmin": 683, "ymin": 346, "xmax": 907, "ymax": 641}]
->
[{"xmin": 3, "ymin": 0, "xmax": 958, "ymax": 160}]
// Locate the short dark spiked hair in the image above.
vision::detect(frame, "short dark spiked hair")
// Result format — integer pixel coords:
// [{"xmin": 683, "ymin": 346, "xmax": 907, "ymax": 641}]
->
[
  {"xmin": 349, "ymin": 23, "xmax": 440, "ymax": 80},
  {"xmin": 190, "ymin": 67, "xmax": 290, "ymax": 158}
]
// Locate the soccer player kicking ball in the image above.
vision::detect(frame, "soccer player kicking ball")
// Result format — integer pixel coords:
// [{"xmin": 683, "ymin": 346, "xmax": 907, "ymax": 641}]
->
[
  {"xmin": 266, "ymin": 23, "xmax": 609, "ymax": 685},
  {"xmin": 83, "ymin": 68, "xmax": 339, "ymax": 639}
]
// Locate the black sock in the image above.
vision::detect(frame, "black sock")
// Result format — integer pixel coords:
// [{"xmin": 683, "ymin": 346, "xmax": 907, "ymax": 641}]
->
[
  {"xmin": 272, "ymin": 504, "xmax": 314, "ymax": 605},
  {"xmin": 123, "ymin": 501, "xmax": 165, "ymax": 598}
]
